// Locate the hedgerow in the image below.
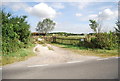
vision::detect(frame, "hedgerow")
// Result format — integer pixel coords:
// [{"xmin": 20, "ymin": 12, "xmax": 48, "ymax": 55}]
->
[
  {"xmin": 1, "ymin": 10, "xmax": 31, "ymax": 54},
  {"xmin": 90, "ymin": 32, "xmax": 118, "ymax": 50}
]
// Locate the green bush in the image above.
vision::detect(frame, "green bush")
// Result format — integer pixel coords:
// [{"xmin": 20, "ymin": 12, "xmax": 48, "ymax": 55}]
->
[
  {"xmin": 1, "ymin": 10, "xmax": 31, "ymax": 54},
  {"xmin": 91, "ymin": 32, "xmax": 118, "ymax": 50}
]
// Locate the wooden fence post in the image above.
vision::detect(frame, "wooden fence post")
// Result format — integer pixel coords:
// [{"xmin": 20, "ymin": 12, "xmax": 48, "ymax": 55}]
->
[{"xmin": 52, "ymin": 36, "xmax": 56, "ymax": 43}]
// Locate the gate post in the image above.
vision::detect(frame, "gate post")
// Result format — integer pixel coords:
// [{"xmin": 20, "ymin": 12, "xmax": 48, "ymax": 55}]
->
[{"xmin": 53, "ymin": 36, "xmax": 56, "ymax": 43}]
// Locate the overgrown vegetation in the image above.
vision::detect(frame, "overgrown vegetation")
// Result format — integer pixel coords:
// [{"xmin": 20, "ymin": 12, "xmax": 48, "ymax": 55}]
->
[
  {"xmin": 1, "ymin": 10, "xmax": 35, "ymax": 65},
  {"xmin": 115, "ymin": 20, "xmax": 120, "ymax": 56},
  {"xmin": 90, "ymin": 32, "xmax": 118, "ymax": 49},
  {"xmin": 1, "ymin": 10, "xmax": 31, "ymax": 54},
  {"xmin": 1, "ymin": 44, "xmax": 35, "ymax": 66}
]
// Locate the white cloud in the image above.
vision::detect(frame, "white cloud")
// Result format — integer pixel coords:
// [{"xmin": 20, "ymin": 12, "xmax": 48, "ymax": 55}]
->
[
  {"xmin": 89, "ymin": 8, "xmax": 117, "ymax": 20},
  {"xmin": 98, "ymin": 8, "xmax": 114, "ymax": 20},
  {"xmin": 1, "ymin": 2, "xmax": 57, "ymax": 19},
  {"xmin": 51, "ymin": 3, "xmax": 65, "ymax": 9},
  {"xmin": 26, "ymin": 3, "xmax": 56, "ymax": 19},
  {"xmin": 75, "ymin": 13, "xmax": 82, "ymax": 17},
  {"xmin": 88, "ymin": 8, "xmax": 118, "ymax": 32}
]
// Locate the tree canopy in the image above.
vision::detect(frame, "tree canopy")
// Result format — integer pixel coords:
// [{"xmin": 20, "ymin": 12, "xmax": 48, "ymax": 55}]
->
[
  {"xmin": 89, "ymin": 19, "xmax": 103, "ymax": 33},
  {"xmin": 89, "ymin": 20, "xmax": 98, "ymax": 33},
  {"xmin": 36, "ymin": 18, "xmax": 56, "ymax": 34}
]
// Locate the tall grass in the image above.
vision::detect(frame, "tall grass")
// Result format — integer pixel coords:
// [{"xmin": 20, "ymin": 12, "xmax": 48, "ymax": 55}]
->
[{"xmin": 0, "ymin": 44, "xmax": 35, "ymax": 66}]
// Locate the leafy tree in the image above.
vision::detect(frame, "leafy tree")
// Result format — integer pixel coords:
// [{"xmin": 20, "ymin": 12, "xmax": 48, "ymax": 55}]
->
[
  {"xmin": 36, "ymin": 18, "xmax": 56, "ymax": 34},
  {"xmin": 1, "ymin": 10, "xmax": 31, "ymax": 54},
  {"xmin": 89, "ymin": 19, "xmax": 103, "ymax": 33},
  {"xmin": 89, "ymin": 20, "xmax": 98, "ymax": 33},
  {"xmin": 9, "ymin": 16, "xmax": 31, "ymax": 43}
]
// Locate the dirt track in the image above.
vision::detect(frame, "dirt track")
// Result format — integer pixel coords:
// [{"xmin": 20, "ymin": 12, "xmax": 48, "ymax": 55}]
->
[{"xmin": 4, "ymin": 44, "xmax": 101, "ymax": 68}]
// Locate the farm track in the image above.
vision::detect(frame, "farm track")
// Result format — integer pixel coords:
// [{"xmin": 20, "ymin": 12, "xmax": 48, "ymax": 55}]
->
[{"xmin": 3, "ymin": 44, "xmax": 101, "ymax": 68}]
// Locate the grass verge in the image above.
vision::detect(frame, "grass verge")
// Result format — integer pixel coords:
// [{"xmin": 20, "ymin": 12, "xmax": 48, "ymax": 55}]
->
[
  {"xmin": 52, "ymin": 43, "xmax": 118, "ymax": 58},
  {"xmin": 0, "ymin": 44, "xmax": 36, "ymax": 66}
]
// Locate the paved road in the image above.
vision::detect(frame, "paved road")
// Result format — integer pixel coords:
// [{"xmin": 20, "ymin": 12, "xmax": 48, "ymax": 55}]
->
[{"xmin": 2, "ymin": 57, "xmax": 119, "ymax": 79}]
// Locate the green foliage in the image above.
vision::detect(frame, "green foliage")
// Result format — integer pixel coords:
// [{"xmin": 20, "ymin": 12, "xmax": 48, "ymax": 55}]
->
[
  {"xmin": 47, "ymin": 32, "xmax": 118, "ymax": 50},
  {"xmin": 1, "ymin": 46, "xmax": 35, "ymax": 65},
  {"xmin": 89, "ymin": 20, "xmax": 98, "ymax": 33},
  {"xmin": 1, "ymin": 10, "xmax": 31, "ymax": 54},
  {"xmin": 89, "ymin": 19, "xmax": 118, "ymax": 50},
  {"xmin": 91, "ymin": 32, "xmax": 118, "ymax": 50},
  {"xmin": 115, "ymin": 20, "xmax": 120, "ymax": 43},
  {"xmin": 115, "ymin": 20, "xmax": 120, "ymax": 54},
  {"xmin": 36, "ymin": 18, "xmax": 56, "ymax": 34}
]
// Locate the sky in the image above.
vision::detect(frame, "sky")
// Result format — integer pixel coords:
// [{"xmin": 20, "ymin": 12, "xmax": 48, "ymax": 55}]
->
[{"xmin": 0, "ymin": 1, "xmax": 118, "ymax": 34}]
